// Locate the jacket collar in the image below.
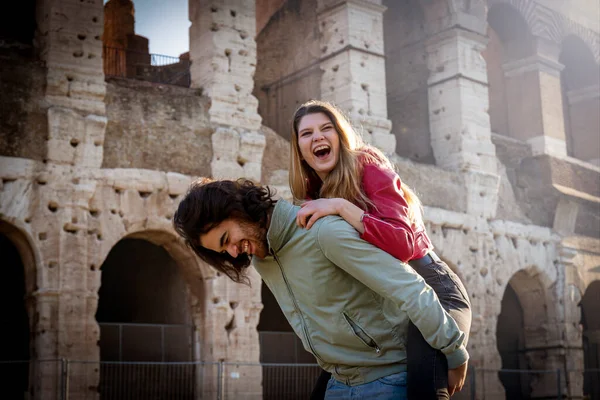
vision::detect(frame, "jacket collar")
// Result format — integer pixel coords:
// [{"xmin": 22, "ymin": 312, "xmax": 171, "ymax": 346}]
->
[{"xmin": 266, "ymin": 200, "xmax": 298, "ymax": 254}]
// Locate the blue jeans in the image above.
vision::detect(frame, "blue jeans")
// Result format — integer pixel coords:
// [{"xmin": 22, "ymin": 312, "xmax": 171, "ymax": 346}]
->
[{"xmin": 324, "ymin": 372, "xmax": 407, "ymax": 400}]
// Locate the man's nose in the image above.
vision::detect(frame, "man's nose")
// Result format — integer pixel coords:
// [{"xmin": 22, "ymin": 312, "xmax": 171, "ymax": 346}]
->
[{"xmin": 226, "ymin": 244, "xmax": 239, "ymax": 258}]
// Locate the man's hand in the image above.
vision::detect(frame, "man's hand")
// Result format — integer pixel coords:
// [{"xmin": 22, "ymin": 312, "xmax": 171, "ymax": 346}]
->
[{"xmin": 448, "ymin": 362, "xmax": 468, "ymax": 396}]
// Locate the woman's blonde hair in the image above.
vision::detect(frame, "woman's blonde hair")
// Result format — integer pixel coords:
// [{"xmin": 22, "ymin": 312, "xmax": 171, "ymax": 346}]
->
[{"xmin": 289, "ymin": 100, "xmax": 424, "ymax": 227}]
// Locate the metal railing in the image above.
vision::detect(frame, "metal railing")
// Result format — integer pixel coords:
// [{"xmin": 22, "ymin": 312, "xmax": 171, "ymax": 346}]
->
[
  {"xmin": 98, "ymin": 322, "xmax": 194, "ymax": 362},
  {"xmin": 2, "ymin": 360, "xmax": 599, "ymax": 400},
  {"xmin": 103, "ymin": 46, "xmax": 190, "ymax": 87}
]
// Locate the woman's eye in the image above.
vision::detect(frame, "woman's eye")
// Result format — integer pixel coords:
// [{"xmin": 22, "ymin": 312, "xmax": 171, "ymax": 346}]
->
[{"xmin": 301, "ymin": 131, "xmax": 311, "ymax": 137}]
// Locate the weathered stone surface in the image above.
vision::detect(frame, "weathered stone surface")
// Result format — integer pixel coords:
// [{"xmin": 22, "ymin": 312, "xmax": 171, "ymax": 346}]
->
[
  {"xmin": 0, "ymin": 1, "xmax": 599, "ymax": 400},
  {"xmin": 103, "ymin": 79, "xmax": 213, "ymax": 176}
]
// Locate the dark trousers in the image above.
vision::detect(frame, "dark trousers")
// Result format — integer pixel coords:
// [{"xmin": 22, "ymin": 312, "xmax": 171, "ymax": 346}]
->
[{"xmin": 310, "ymin": 259, "xmax": 472, "ymax": 400}]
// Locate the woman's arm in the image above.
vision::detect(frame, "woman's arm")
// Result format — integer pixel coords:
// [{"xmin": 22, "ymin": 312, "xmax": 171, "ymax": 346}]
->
[
  {"xmin": 359, "ymin": 163, "xmax": 416, "ymax": 262},
  {"xmin": 296, "ymin": 163, "xmax": 418, "ymax": 262},
  {"xmin": 297, "ymin": 198, "xmax": 365, "ymax": 233}
]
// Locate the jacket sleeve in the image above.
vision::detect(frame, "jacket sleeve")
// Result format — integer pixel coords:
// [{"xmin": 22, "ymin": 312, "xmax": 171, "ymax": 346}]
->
[
  {"xmin": 360, "ymin": 163, "xmax": 416, "ymax": 262},
  {"xmin": 316, "ymin": 217, "xmax": 469, "ymax": 369}
]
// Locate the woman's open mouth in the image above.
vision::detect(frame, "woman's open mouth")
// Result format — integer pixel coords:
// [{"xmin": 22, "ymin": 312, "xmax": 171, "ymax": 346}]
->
[{"xmin": 313, "ymin": 145, "xmax": 331, "ymax": 159}]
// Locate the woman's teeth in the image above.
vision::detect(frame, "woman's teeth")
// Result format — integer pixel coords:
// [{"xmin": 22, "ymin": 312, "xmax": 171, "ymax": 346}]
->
[{"xmin": 313, "ymin": 145, "xmax": 331, "ymax": 158}]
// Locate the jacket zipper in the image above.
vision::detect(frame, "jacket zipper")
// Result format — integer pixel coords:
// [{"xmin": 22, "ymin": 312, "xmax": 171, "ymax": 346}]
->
[
  {"xmin": 342, "ymin": 312, "xmax": 381, "ymax": 354},
  {"xmin": 272, "ymin": 251, "xmax": 325, "ymax": 363}
]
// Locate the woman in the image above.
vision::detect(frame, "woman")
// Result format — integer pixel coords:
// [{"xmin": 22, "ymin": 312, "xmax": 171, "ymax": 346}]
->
[{"xmin": 289, "ymin": 100, "xmax": 472, "ymax": 399}]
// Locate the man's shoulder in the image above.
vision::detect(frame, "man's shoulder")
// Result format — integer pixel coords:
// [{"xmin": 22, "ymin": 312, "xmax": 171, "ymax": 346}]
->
[{"xmin": 313, "ymin": 215, "xmax": 360, "ymax": 240}]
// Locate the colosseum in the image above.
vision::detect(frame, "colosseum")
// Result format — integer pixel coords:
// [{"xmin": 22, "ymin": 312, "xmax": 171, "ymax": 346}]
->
[{"xmin": 0, "ymin": 0, "xmax": 598, "ymax": 399}]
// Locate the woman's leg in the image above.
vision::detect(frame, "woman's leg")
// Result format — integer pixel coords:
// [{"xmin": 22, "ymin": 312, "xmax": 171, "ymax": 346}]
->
[
  {"xmin": 310, "ymin": 369, "xmax": 331, "ymax": 400},
  {"xmin": 407, "ymin": 259, "xmax": 472, "ymax": 399}
]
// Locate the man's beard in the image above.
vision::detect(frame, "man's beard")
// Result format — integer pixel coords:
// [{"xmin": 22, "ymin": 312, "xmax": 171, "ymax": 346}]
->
[{"xmin": 238, "ymin": 220, "xmax": 269, "ymax": 258}]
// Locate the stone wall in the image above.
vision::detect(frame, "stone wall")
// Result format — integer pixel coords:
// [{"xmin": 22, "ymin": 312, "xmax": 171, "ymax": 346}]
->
[
  {"xmin": 103, "ymin": 78, "xmax": 213, "ymax": 176},
  {"xmin": 0, "ymin": 0, "xmax": 599, "ymax": 399},
  {"xmin": 383, "ymin": 0, "xmax": 433, "ymax": 163},
  {"xmin": 0, "ymin": 54, "xmax": 47, "ymax": 161},
  {"xmin": 254, "ymin": 0, "xmax": 322, "ymax": 139}
]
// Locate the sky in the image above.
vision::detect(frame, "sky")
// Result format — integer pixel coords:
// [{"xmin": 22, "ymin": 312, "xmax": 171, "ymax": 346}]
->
[{"xmin": 104, "ymin": 0, "xmax": 190, "ymax": 58}]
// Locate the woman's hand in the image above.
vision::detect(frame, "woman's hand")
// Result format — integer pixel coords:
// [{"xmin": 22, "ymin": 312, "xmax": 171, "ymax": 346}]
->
[
  {"xmin": 296, "ymin": 198, "xmax": 366, "ymax": 234},
  {"xmin": 296, "ymin": 198, "xmax": 343, "ymax": 229}
]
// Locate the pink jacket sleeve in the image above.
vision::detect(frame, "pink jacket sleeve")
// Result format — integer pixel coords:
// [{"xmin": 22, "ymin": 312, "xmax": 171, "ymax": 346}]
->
[{"xmin": 360, "ymin": 163, "xmax": 416, "ymax": 262}]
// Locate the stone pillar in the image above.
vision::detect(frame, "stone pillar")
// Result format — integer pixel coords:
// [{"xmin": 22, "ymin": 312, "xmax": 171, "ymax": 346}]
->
[
  {"xmin": 502, "ymin": 40, "xmax": 567, "ymax": 158},
  {"xmin": 559, "ymin": 244, "xmax": 585, "ymax": 398},
  {"xmin": 317, "ymin": 0, "xmax": 395, "ymax": 154},
  {"xmin": 425, "ymin": 23, "xmax": 500, "ymax": 218},
  {"xmin": 189, "ymin": 0, "xmax": 265, "ymax": 181},
  {"xmin": 567, "ymin": 85, "xmax": 600, "ymax": 164},
  {"xmin": 36, "ymin": 0, "xmax": 108, "ymax": 168},
  {"xmin": 33, "ymin": 0, "xmax": 108, "ymax": 398}
]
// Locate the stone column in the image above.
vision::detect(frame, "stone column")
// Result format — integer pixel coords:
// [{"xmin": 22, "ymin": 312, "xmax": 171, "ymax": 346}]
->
[
  {"xmin": 317, "ymin": 0, "xmax": 396, "ymax": 154},
  {"xmin": 33, "ymin": 0, "xmax": 108, "ymax": 398},
  {"xmin": 425, "ymin": 23, "xmax": 500, "ymax": 218},
  {"xmin": 567, "ymin": 85, "xmax": 600, "ymax": 164},
  {"xmin": 558, "ymin": 244, "xmax": 585, "ymax": 398},
  {"xmin": 36, "ymin": 0, "xmax": 107, "ymax": 168},
  {"xmin": 189, "ymin": 0, "xmax": 265, "ymax": 181},
  {"xmin": 502, "ymin": 39, "xmax": 567, "ymax": 158}
]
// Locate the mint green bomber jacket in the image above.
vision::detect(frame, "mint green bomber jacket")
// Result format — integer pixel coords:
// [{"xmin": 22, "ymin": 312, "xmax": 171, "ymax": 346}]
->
[{"xmin": 252, "ymin": 200, "xmax": 468, "ymax": 386}]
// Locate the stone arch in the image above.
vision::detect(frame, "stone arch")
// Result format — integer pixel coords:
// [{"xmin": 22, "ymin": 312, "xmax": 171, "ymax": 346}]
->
[
  {"xmin": 487, "ymin": 3, "xmax": 535, "ymax": 62},
  {"xmin": 487, "ymin": 0, "xmax": 563, "ymax": 44},
  {"xmin": 94, "ymin": 223, "xmax": 214, "ymax": 358},
  {"xmin": 559, "ymin": 35, "xmax": 600, "ymax": 162},
  {"xmin": 581, "ymin": 280, "xmax": 600, "ymax": 399},
  {"xmin": 0, "ymin": 220, "xmax": 38, "ymax": 398},
  {"xmin": 125, "ymin": 226, "xmax": 215, "ymax": 298},
  {"xmin": 559, "ymin": 16, "xmax": 600, "ymax": 65},
  {"xmin": 95, "ymin": 215, "xmax": 216, "ymax": 295},
  {"xmin": 0, "ymin": 220, "xmax": 38, "ymax": 296},
  {"xmin": 94, "ymin": 229, "xmax": 205, "ymax": 398},
  {"xmin": 496, "ymin": 265, "xmax": 555, "ymax": 398},
  {"xmin": 487, "ymin": 0, "xmax": 600, "ymax": 64}
]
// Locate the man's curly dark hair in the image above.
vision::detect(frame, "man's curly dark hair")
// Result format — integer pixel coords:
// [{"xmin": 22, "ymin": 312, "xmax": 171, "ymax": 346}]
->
[{"xmin": 173, "ymin": 178, "xmax": 276, "ymax": 284}]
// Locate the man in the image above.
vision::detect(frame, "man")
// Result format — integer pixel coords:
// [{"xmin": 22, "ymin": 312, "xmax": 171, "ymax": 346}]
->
[{"xmin": 173, "ymin": 178, "xmax": 468, "ymax": 399}]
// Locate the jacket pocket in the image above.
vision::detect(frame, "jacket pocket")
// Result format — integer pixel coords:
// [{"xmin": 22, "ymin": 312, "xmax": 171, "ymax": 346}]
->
[{"xmin": 342, "ymin": 312, "xmax": 381, "ymax": 354}]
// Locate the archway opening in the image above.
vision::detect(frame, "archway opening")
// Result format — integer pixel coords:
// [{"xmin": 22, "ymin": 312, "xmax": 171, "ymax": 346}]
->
[
  {"xmin": 0, "ymin": 0, "xmax": 36, "ymax": 48},
  {"xmin": 497, "ymin": 282, "xmax": 530, "ymax": 399},
  {"xmin": 0, "ymin": 233, "xmax": 30, "ymax": 398},
  {"xmin": 96, "ymin": 238, "xmax": 194, "ymax": 399},
  {"xmin": 559, "ymin": 35, "xmax": 600, "ymax": 162},
  {"xmin": 257, "ymin": 283, "xmax": 316, "ymax": 399},
  {"xmin": 581, "ymin": 279, "xmax": 600, "ymax": 399}
]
